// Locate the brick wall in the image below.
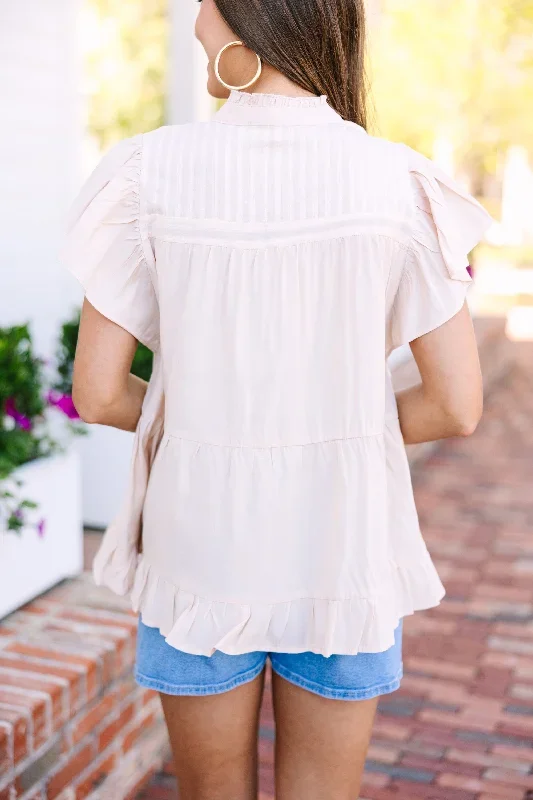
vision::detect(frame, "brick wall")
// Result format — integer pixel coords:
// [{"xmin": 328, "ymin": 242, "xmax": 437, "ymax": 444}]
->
[{"xmin": 0, "ymin": 577, "xmax": 168, "ymax": 800}]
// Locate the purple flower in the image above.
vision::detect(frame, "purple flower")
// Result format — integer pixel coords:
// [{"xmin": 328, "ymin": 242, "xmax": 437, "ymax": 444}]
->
[
  {"xmin": 47, "ymin": 391, "xmax": 80, "ymax": 420},
  {"xmin": 5, "ymin": 397, "xmax": 33, "ymax": 431},
  {"xmin": 36, "ymin": 518, "xmax": 46, "ymax": 538},
  {"xmin": 466, "ymin": 264, "xmax": 474, "ymax": 279}
]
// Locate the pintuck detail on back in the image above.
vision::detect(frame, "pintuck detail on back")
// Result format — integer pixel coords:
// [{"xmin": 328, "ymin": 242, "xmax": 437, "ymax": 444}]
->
[{"xmin": 64, "ymin": 91, "xmax": 493, "ymax": 657}]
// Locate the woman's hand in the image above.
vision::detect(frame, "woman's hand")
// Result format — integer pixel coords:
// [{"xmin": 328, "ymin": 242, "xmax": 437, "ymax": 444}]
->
[
  {"xmin": 396, "ymin": 302, "xmax": 483, "ymax": 445},
  {"xmin": 72, "ymin": 299, "xmax": 148, "ymax": 432}
]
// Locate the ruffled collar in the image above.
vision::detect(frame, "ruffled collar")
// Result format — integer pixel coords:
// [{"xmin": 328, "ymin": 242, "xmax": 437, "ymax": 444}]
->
[{"xmin": 214, "ymin": 90, "xmax": 345, "ymax": 127}]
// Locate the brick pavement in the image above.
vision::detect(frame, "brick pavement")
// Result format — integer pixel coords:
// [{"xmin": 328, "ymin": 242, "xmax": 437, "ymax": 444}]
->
[{"xmin": 136, "ymin": 351, "xmax": 533, "ymax": 799}]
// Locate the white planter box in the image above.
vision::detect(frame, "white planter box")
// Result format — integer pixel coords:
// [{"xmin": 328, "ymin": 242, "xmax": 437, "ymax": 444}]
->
[
  {"xmin": 79, "ymin": 426, "xmax": 134, "ymax": 529},
  {"xmin": 0, "ymin": 449, "xmax": 83, "ymax": 620}
]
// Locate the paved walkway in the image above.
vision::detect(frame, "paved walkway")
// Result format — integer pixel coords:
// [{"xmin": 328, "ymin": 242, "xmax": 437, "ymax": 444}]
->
[{"xmin": 138, "ymin": 347, "xmax": 533, "ymax": 800}]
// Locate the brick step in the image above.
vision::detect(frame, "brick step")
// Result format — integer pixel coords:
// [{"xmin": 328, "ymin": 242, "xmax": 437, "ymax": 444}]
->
[{"xmin": 0, "ymin": 577, "xmax": 168, "ymax": 799}]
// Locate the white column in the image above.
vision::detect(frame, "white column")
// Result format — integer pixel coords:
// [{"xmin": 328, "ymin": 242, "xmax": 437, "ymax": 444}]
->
[
  {"xmin": 167, "ymin": 0, "xmax": 213, "ymax": 124},
  {"xmin": 0, "ymin": 0, "xmax": 84, "ymax": 356}
]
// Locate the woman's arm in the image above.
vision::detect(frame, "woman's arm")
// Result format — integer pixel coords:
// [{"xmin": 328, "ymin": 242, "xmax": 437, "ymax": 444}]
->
[
  {"xmin": 396, "ymin": 302, "xmax": 483, "ymax": 445},
  {"xmin": 72, "ymin": 299, "xmax": 148, "ymax": 432}
]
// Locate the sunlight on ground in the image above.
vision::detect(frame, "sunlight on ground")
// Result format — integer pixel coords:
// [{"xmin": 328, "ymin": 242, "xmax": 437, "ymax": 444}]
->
[{"xmin": 506, "ymin": 306, "xmax": 533, "ymax": 342}]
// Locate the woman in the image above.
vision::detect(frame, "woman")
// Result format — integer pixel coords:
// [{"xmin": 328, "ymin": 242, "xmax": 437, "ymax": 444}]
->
[{"xmin": 65, "ymin": 0, "xmax": 492, "ymax": 797}]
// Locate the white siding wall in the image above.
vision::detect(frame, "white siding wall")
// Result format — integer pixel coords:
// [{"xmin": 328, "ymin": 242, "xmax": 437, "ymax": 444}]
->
[
  {"xmin": 167, "ymin": 0, "xmax": 212, "ymax": 124},
  {"xmin": 0, "ymin": 0, "xmax": 84, "ymax": 356},
  {"xmin": 366, "ymin": 0, "xmax": 383, "ymax": 24}
]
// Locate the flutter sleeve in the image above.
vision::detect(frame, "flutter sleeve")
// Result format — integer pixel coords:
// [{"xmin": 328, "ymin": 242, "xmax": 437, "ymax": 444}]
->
[
  {"xmin": 389, "ymin": 147, "xmax": 493, "ymax": 351},
  {"xmin": 63, "ymin": 135, "xmax": 159, "ymax": 352}
]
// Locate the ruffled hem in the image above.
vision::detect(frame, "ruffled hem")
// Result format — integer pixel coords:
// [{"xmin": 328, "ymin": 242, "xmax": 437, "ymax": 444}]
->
[
  {"xmin": 93, "ymin": 537, "xmax": 140, "ymax": 597},
  {"xmin": 123, "ymin": 555, "xmax": 445, "ymax": 657}
]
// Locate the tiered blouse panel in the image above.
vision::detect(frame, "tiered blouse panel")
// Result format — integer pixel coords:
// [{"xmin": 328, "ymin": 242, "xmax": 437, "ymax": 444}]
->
[{"xmin": 64, "ymin": 92, "xmax": 493, "ymax": 656}]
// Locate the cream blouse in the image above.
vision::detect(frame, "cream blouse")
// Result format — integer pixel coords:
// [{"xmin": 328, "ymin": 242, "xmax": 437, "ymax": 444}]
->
[{"xmin": 64, "ymin": 91, "xmax": 492, "ymax": 656}]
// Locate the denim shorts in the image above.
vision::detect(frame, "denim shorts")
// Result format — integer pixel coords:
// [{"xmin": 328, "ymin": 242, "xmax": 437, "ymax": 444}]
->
[{"xmin": 135, "ymin": 617, "xmax": 403, "ymax": 701}]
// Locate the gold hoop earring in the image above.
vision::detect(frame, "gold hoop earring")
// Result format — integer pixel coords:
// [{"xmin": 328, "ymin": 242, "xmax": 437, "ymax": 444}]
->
[{"xmin": 214, "ymin": 40, "xmax": 262, "ymax": 91}]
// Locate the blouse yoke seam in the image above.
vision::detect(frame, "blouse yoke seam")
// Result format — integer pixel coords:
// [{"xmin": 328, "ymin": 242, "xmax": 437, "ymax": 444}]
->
[
  {"xmin": 147, "ymin": 226, "xmax": 413, "ymax": 254},
  {"xmin": 164, "ymin": 430, "xmax": 385, "ymax": 450}
]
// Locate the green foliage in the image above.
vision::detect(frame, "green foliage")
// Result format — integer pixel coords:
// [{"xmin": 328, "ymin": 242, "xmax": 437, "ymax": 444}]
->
[
  {"xmin": 0, "ymin": 326, "xmax": 46, "ymax": 430},
  {"xmin": 0, "ymin": 325, "xmax": 56, "ymax": 533},
  {"xmin": 54, "ymin": 312, "xmax": 82, "ymax": 395},
  {"xmin": 0, "ymin": 325, "xmax": 50, "ymax": 481},
  {"xmin": 0, "ymin": 489, "xmax": 38, "ymax": 535},
  {"xmin": 131, "ymin": 342, "xmax": 154, "ymax": 383},
  {"xmin": 85, "ymin": 0, "xmax": 168, "ymax": 150}
]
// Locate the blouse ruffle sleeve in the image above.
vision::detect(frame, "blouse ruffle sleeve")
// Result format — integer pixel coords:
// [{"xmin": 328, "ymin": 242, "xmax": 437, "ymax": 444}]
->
[
  {"xmin": 389, "ymin": 147, "xmax": 493, "ymax": 351},
  {"xmin": 63, "ymin": 135, "xmax": 159, "ymax": 352}
]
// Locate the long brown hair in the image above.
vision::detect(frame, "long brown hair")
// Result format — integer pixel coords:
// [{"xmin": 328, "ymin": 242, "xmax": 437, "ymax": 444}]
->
[{"xmin": 213, "ymin": 0, "xmax": 368, "ymax": 129}]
